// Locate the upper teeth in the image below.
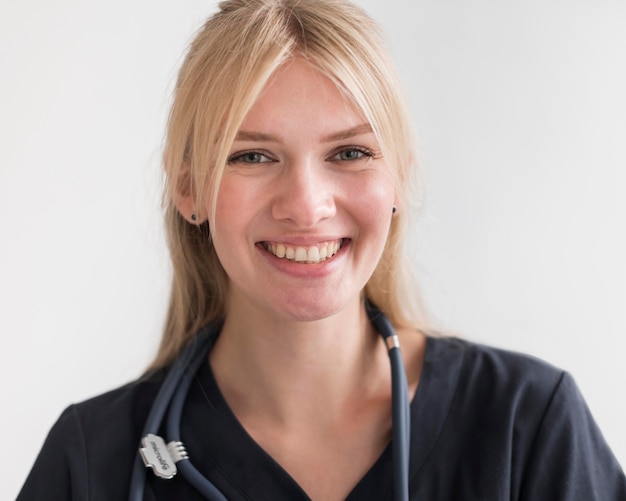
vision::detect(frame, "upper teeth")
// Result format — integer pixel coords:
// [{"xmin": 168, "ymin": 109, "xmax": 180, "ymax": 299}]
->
[{"xmin": 266, "ymin": 240, "xmax": 342, "ymax": 263}]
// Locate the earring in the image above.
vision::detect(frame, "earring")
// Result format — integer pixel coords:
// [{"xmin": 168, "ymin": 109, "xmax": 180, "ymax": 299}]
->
[
  {"xmin": 190, "ymin": 213, "xmax": 197, "ymax": 222},
  {"xmin": 392, "ymin": 205, "xmax": 397, "ymax": 214}
]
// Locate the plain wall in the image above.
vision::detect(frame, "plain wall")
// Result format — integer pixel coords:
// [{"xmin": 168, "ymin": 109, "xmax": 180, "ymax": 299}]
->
[{"xmin": 1, "ymin": 1, "xmax": 624, "ymax": 498}]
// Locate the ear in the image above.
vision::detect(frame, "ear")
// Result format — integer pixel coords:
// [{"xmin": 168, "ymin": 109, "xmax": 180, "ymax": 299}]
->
[
  {"xmin": 172, "ymin": 163, "xmax": 206, "ymax": 224},
  {"xmin": 393, "ymin": 190, "xmax": 400, "ymax": 214}
]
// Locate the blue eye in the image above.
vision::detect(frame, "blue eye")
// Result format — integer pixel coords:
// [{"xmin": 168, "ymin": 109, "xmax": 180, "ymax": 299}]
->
[
  {"xmin": 229, "ymin": 151, "xmax": 273, "ymax": 164},
  {"xmin": 333, "ymin": 148, "xmax": 372, "ymax": 161}
]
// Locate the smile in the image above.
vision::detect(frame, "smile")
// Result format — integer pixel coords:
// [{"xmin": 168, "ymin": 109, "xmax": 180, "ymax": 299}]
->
[{"xmin": 262, "ymin": 239, "xmax": 345, "ymax": 264}]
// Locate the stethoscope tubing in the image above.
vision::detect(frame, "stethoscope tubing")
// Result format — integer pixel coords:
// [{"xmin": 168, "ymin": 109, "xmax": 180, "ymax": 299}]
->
[
  {"xmin": 128, "ymin": 327, "xmax": 216, "ymax": 501},
  {"xmin": 166, "ymin": 333, "xmax": 228, "ymax": 501},
  {"xmin": 129, "ymin": 304, "xmax": 410, "ymax": 501},
  {"xmin": 367, "ymin": 303, "xmax": 411, "ymax": 501}
]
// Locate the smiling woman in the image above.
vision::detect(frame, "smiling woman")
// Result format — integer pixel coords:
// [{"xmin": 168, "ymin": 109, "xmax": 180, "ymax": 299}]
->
[
  {"xmin": 16, "ymin": 1, "xmax": 626, "ymax": 500},
  {"xmin": 202, "ymin": 59, "xmax": 396, "ymax": 324},
  {"xmin": 152, "ymin": 1, "xmax": 422, "ymax": 377}
]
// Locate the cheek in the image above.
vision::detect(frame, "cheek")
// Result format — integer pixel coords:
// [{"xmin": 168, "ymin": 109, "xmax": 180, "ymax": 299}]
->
[
  {"xmin": 214, "ymin": 175, "xmax": 243, "ymax": 217},
  {"xmin": 348, "ymin": 172, "xmax": 395, "ymax": 228},
  {"xmin": 210, "ymin": 178, "xmax": 249, "ymax": 257},
  {"xmin": 210, "ymin": 174, "xmax": 271, "ymax": 261}
]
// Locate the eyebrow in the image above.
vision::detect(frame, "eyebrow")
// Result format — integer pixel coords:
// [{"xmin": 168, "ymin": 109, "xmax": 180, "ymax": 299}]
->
[
  {"xmin": 235, "ymin": 131, "xmax": 278, "ymax": 142},
  {"xmin": 322, "ymin": 124, "xmax": 373, "ymax": 142},
  {"xmin": 234, "ymin": 124, "xmax": 374, "ymax": 143}
]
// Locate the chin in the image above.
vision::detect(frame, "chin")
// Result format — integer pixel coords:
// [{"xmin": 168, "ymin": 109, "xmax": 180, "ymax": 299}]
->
[{"xmin": 271, "ymin": 293, "xmax": 354, "ymax": 324}]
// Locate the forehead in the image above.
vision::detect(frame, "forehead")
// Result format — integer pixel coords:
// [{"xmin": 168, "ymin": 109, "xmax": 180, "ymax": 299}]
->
[{"xmin": 238, "ymin": 57, "xmax": 368, "ymax": 136}]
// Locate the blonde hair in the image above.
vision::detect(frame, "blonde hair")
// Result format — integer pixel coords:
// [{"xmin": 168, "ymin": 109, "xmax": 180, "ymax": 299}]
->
[{"xmin": 152, "ymin": 0, "xmax": 426, "ymax": 369}]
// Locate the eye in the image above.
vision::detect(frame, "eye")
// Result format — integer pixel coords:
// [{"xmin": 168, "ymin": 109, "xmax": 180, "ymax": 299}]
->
[
  {"xmin": 330, "ymin": 147, "xmax": 373, "ymax": 162},
  {"xmin": 228, "ymin": 151, "xmax": 274, "ymax": 164}
]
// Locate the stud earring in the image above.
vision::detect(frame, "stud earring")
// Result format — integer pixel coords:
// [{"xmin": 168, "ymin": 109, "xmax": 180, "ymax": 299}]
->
[
  {"xmin": 191, "ymin": 213, "xmax": 197, "ymax": 222},
  {"xmin": 392, "ymin": 205, "xmax": 397, "ymax": 214}
]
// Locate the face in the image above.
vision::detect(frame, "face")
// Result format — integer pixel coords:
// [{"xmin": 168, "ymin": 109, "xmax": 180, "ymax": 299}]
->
[{"xmin": 209, "ymin": 58, "xmax": 396, "ymax": 322}]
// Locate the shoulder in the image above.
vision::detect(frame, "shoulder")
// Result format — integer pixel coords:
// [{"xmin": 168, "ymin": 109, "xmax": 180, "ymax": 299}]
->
[
  {"xmin": 426, "ymin": 335, "xmax": 566, "ymax": 406},
  {"xmin": 18, "ymin": 369, "xmax": 167, "ymax": 500},
  {"xmin": 45, "ymin": 367, "xmax": 167, "ymax": 444},
  {"xmin": 60, "ymin": 368, "xmax": 168, "ymax": 467},
  {"xmin": 418, "ymin": 335, "xmax": 570, "ymax": 452},
  {"xmin": 68, "ymin": 368, "xmax": 166, "ymax": 434},
  {"xmin": 415, "ymin": 336, "xmax": 626, "ymax": 499}
]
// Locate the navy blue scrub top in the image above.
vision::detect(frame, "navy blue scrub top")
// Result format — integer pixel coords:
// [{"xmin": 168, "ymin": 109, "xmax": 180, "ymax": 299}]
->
[{"xmin": 18, "ymin": 336, "xmax": 626, "ymax": 500}]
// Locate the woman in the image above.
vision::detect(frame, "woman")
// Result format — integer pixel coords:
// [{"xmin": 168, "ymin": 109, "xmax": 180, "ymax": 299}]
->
[{"xmin": 18, "ymin": 0, "xmax": 626, "ymax": 500}]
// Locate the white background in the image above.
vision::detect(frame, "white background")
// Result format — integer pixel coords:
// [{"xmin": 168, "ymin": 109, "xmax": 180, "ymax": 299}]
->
[{"xmin": 1, "ymin": 0, "xmax": 625, "ymax": 498}]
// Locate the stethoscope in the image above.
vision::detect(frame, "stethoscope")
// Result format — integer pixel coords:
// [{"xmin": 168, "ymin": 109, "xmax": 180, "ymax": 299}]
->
[{"xmin": 128, "ymin": 302, "xmax": 410, "ymax": 501}]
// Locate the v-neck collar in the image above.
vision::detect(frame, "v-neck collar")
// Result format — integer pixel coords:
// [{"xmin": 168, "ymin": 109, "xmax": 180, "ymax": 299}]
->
[{"xmin": 180, "ymin": 336, "xmax": 465, "ymax": 500}]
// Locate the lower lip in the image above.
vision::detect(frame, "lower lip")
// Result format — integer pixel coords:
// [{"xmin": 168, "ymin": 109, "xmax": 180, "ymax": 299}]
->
[{"xmin": 256, "ymin": 240, "xmax": 350, "ymax": 278}]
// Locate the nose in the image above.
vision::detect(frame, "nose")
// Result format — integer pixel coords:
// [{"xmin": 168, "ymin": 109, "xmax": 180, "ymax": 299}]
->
[{"xmin": 271, "ymin": 159, "xmax": 336, "ymax": 228}]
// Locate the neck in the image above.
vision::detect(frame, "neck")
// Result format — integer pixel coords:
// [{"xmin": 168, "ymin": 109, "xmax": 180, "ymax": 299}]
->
[{"xmin": 209, "ymin": 296, "xmax": 391, "ymax": 429}]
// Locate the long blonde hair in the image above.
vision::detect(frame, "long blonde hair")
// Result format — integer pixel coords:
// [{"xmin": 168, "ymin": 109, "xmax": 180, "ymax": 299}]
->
[{"xmin": 152, "ymin": 0, "xmax": 425, "ymax": 369}]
